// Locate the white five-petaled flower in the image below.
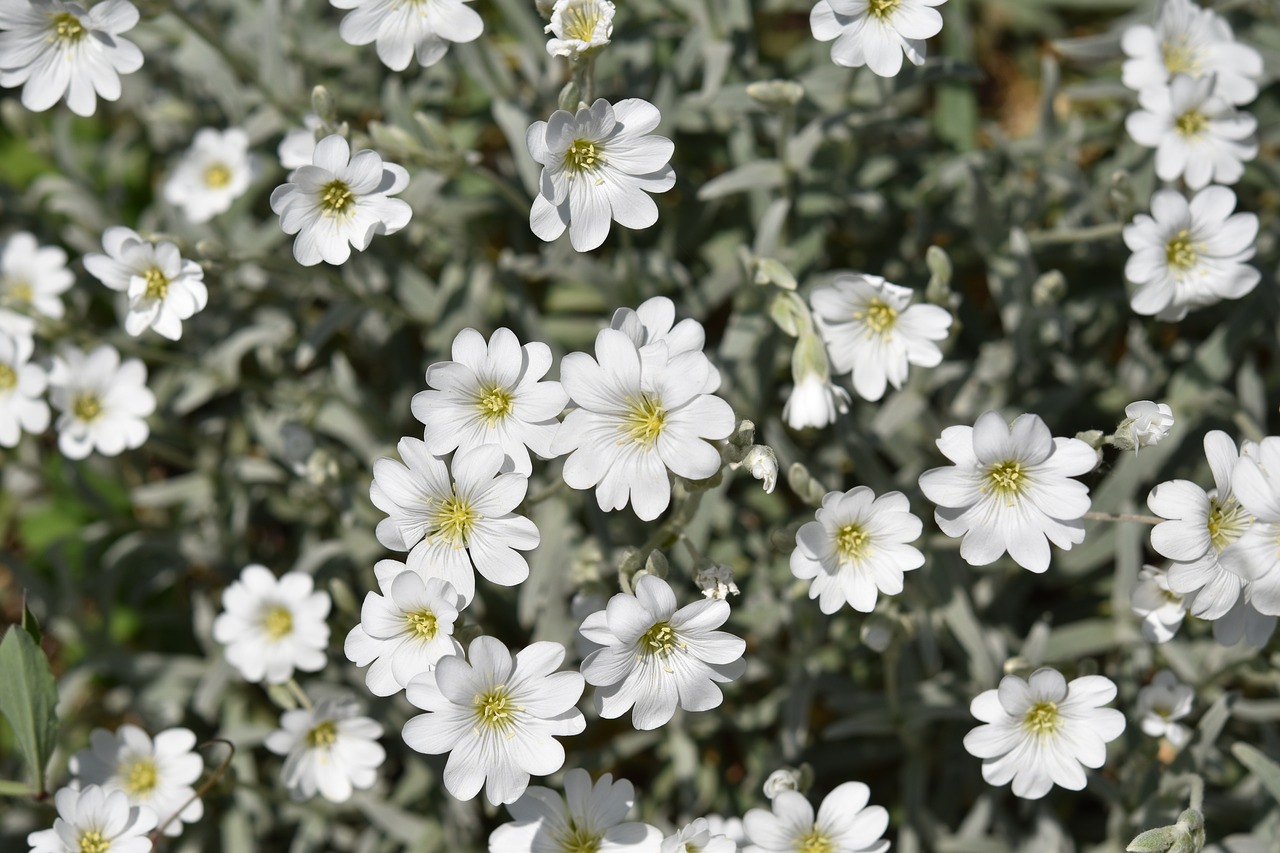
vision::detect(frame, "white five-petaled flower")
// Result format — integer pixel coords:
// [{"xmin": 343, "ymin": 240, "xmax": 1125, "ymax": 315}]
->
[
  {"xmin": 27, "ymin": 784, "xmax": 157, "ymax": 853},
  {"xmin": 1121, "ymin": 0, "xmax": 1262, "ymax": 107},
  {"xmin": 163, "ymin": 128, "xmax": 257, "ymax": 224},
  {"xmin": 402, "ymin": 635, "xmax": 586, "ymax": 805},
  {"xmin": 963, "ymin": 667, "xmax": 1125, "ymax": 800},
  {"xmin": 47, "ymin": 344, "xmax": 155, "ymax": 459},
  {"xmin": 331, "ymin": 0, "xmax": 483, "ymax": 71},
  {"xmin": 488, "ymin": 768, "xmax": 663, "ymax": 853},
  {"xmin": 791, "ymin": 486, "xmax": 925, "ymax": 614},
  {"xmin": 1131, "ymin": 565, "xmax": 1187, "ymax": 644},
  {"xmin": 412, "ymin": 327, "xmax": 568, "ymax": 477},
  {"xmin": 579, "ymin": 574, "xmax": 746, "ymax": 730},
  {"xmin": 810, "ymin": 0, "xmax": 948, "ymax": 78},
  {"xmin": 527, "ymin": 98, "xmax": 676, "ymax": 252},
  {"xmin": 83, "ymin": 226, "xmax": 209, "ymax": 341},
  {"xmin": 0, "ymin": 0, "xmax": 142, "ymax": 117},
  {"xmin": 743, "ymin": 782, "xmax": 889, "ymax": 853},
  {"xmin": 0, "ymin": 230, "xmax": 74, "ymax": 320},
  {"xmin": 545, "ymin": 0, "xmax": 614, "ymax": 59},
  {"xmin": 553, "ymin": 328, "xmax": 735, "ymax": 521},
  {"xmin": 1223, "ymin": 436, "xmax": 1280, "ymax": 616},
  {"xmin": 918, "ymin": 411, "xmax": 1096, "ymax": 573},
  {"xmin": 211, "ymin": 565, "xmax": 332, "ymax": 684},
  {"xmin": 664, "ymin": 818, "xmax": 737, "ymax": 853},
  {"xmin": 1123, "ymin": 186, "xmax": 1259, "ymax": 321},
  {"xmin": 270, "ymin": 134, "xmax": 412, "ymax": 267},
  {"xmin": 783, "ymin": 371, "xmax": 851, "ymax": 431},
  {"xmin": 1123, "ymin": 401, "xmax": 1175, "ymax": 452},
  {"xmin": 1125, "ymin": 74, "xmax": 1257, "ymax": 190},
  {"xmin": 1135, "ymin": 669, "xmax": 1194, "ymax": 749},
  {"xmin": 265, "ymin": 697, "xmax": 386, "ymax": 803},
  {"xmin": 70, "ymin": 726, "xmax": 204, "ymax": 838},
  {"xmin": 278, "ymin": 113, "xmax": 323, "ymax": 171},
  {"xmin": 0, "ymin": 332, "xmax": 49, "ymax": 447}
]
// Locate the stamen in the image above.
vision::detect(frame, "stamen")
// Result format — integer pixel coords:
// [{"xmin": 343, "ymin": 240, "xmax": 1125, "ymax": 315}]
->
[
  {"xmin": 319, "ymin": 179, "xmax": 356, "ymax": 216},
  {"xmin": 306, "ymin": 720, "xmax": 338, "ymax": 748},
  {"xmin": 73, "ymin": 393, "xmax": 103, "ymax": 423},
  {"xmin": 1023, "ymin": 700, "xmax": 1061, "ymax": 737},
  {"xmin": 564, "ymin": 139, "xmax": 603, "ymax": 173}
]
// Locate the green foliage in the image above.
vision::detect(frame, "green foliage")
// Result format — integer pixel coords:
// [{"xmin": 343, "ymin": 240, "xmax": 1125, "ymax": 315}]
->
[{"xmin": 0, "ymin": 623, "xmax": 59, "ymax": 795}]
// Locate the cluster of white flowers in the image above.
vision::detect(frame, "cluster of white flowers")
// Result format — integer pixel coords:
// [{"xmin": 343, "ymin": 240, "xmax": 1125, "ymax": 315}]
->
[{"xmin": 810, "ymin": 0, "xmax": 950, "ymax": 78}]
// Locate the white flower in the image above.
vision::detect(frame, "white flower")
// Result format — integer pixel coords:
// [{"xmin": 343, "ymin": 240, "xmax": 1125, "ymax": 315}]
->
[
  {"xmin": 1223, "ymin": 436, "xmax": 1280, "ymax": 616},
  {"xmin": 344, "ymin": 569, "xmax": 464, "ymax": 696},
  {"xmin": 48, "ymin": 344, "xmax": 155, "ymax": 459},
  {"xmin": 0, "ymin": 0, "xmax": 142, "ymax": 117},
  {"xmin": 488, "ymin": 768, "xmax": 663, "ymax": 852},
  {"xmin": 527, "ymin": 98, "xmax": 675, "ymax": 252},
  {"xmin": 412, "ymin": 327, "xmax": 567, "ymax": 477},
  {"xmin": 264, "ymin": 697, "xmax": 385, "ymax": 803},
  {"xmin": 763, "ymin": 769, "xmax": 802, "ymax": 800},
  {"xmin": 552, "ymin": 328, "xmax": 735, "ymax": 521},
  {"xmin": 1135, "ymin": 669, "xmax": 1194, "ymax": 749},
  {"xmin": 1213, "ymin": 594, "xmax": 1276, "ymax": 648},
  {"xmin": 610, "ymin": 295, "xmax": 721, "ymax": 394},
  {"xmin": 790, "ymin": 486, "xmax": 924, "ymax": 614},
  {"xmin": 665, "ymin": 818, "xmax": 737, "ymax": 853},
  {"xmin": 742, "ymin": 445, "xmax": 779, "ymax": 494},
  {"xmin": 331, "ymin": 0, "xmax": 483, "ymax": 71},
  {"xmin": 0, "ymin": 332, "xmax": 49, "ymax": 447},
  {"xmin": 1123, "ymin": 401, "xmax": 1175, "ymax": 452},
  {"xmin": 811, "ymin": 272, "xmax": 951, "ymax": 402},
  {"xmin": 83, "ymin": 227, "xmax": 208, "ymax": 340},
  {"xmin": 211, "ymin": 565, "xmax": 331, "ymax": 684},
  {"xmin": 1131, "ymin": 565, "xmax": 1187, "ymax": 643},
  {"xmin": 783, "ymin": 372, "xmax": 850, "ymax": 431},
  {"xmin": 743, "ymin": 782, "xmax": 889, "ymax": 853},
  {"xmin": 810, "ymin": 0, "xmax": 948, "ymax": 78},
  {"xmin": 545, "ymin": 0, "xmax": 614, "ymax": 59},
  {"xmin": 402, "ymin": 635, "xmax": 585, "ymax": 805},
  {"xmin": 1147, "ymin": 430, "xmax": 1251, "ymax": 620},
  {"xmin": 705, "ymin": 816, "xmax": 747, "ymax": 849},
  {"xmin": 1125, "ymin": 74, "xmax": 1257, "ymax": 190},
  {"xmin": 578, "ymin": 574, "xmax": 746, "ymax": 731},
  {"xmin": 963, "ymin": 667, "xmax": 1125, "ymax": 800},
  {"xmin": 1121, "ymin": 0, "xmax": 1262, "ymax": 107},
  {"xmin": 27, "ymin": 784, "xmax": 157, "ymax": 853},
  {"xmin": 918, "ymin": 411, "xmax": 1096, "ymax": 573},
  {"xmin": 270, "ymin": 134, "xmax": 412, "ymax": 267},
  {"xmin": 163, "ymin": 128, "xmax": 256, "ymax": 224},
  {"xmin": 1123, "ymin": 186, "xmax": 1259, "ymax": 321},
  {"xmin": 0, "ymin": 230, "xmax": 74, "ymax": 320},
  {"xmin": 694, "ymin": 563, "xmax": 740, "ymax": 600},
  {"xmin": 370, "ymin": 440, "xmax": 539, "ymax": 602},
  {"xmin": 70, "ymin": 726, "xmax": 203, "ymax": 837},
  {"xmin": 278, "ymin": 113, "xmax": 323, "ymax": 171}
]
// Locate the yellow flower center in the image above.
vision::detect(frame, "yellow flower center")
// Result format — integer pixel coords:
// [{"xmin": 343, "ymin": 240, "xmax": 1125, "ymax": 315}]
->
[
  {"xmin": 203, "ymin": 163, "xmax": 232, "ymax": 189},
  {"xmin": 640, "ymin": 621, "xmax": 682, "ymax": 658},
  {"xmin": 564, "ymin": 139, "xmax": 603, "ymax": 174},
  {"xmin": 559, "ymin": 825, "xmax": 605, "ymax": 853},
  {"xmin": 78, "ymin": 831, "xmax": 109, "ymax": 853},
  {"xmin": 142, "ymin": 267, "xmax": 169, "ymax": 300},
  {"xmin": 795, "ymin": 829, "xmax": 835, "ymax": 853},
  {"xmin": 1164, "ymin": 230, "xmax": 1197, "ymax": 272},
  {"xmin": 475, "ymin": 385, "xmax": 515, "ymax": 425},
  {"xmin": 561, "ymin": 1, "xmax": 604, "ymax": 42},
  {"xmin": 867, "ymin": 0, "xmax": 900, "ymax": 19},
  {"xmin": 431, "ymin": 494, "xmax": 477, "ymax": 547},
  {"xmin": 306, "ymin": 720, "xmax": 338, "ymax": 748},
  {"xmin": 51, "ymin": 12, "xmax": 86, "ymax": 44},
  {"xmin": 1161, "ymin": 38, "xmax": 1201, "ymax": 76},
  {"xmin": 835, "ymin": 523, "xmax": 872, "ymax": 562},
  {"xmin": 983, "ymin": 460, "xmax": 1028, "ymax": 503},
  {"xmin": 73, "ymin": 393, "xmax": 103, "ymax": 423},
  {"xmin": 320, "ymin": 179, "xmax": 356, "ymax": 216},
  {"xmin": 621, "ymin": 394, "xmax": 666, "ymax": 447},
  {"xmin": 1023, "ymin": 700, "xmax": 1061, "ymax": 737},
  {"xmin": 405, "ymin": 609, "xmax": 438, "ymax": 640},
  {"xmin": 1175, "ymin": 110, "xmax": 1208, "ymax": 138},
  {"xmin": 474, "ymin": 687, "xmax": 519, "ymax": 733},
  {"xmin": 4, "ymin": 278, "xmax": 33, "ymax": 303},
  {"xmin": 1207, "ymin": 497, "xmax": 1250, "ymax": 552},
  {"xmin": 855, "ymin": 298, "xmax": 898, "ymax": 335},
  {"xmin": 262, "ymin": 605, "xmax": 294, "ymax": 640},
  {"xmin": 122, "ymin": 758, "xmax": 159, "ymax": 796},
  {"xmin": 0, "ymin": 364, "xmax": 16, "ymax": 391}
]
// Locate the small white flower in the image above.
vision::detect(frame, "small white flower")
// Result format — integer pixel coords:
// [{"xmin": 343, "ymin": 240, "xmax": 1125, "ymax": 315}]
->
[
  {"xmin": 1213, "ymin": 594, "xmax": 1277, "ymax": 648},
  {"xmin": 783, "ymin": 372, "xmax": 850, "ymax": 431},
  {"xmin": 265, "ymin": 697, "xmax": 385, "ymax": 803},
  {"xmin": 610, "ymin": 295, "xmax": 721, "ymax": 393},
  {"xmin": 70, "ymin": 726, "xmax": 204, "ymax": 837},
  {"xmin": 742, "ymin": 445, "xmax": 779, "ymax": 494},
  {"xmin": 331, "ymin": 0, "xmax": 483, "ymax": 71},
  {"xmin": 1223, "ymin": 436, "xmax": 1280, "ymax": 616},
  {"xmin": 1125, "ymin": 74, "xmax": 1257, "ymax": 190},
  {"xmin": 48, "ymin": 344, "xmax": 155, "ymax": 459},
  {"xmin": 488, "ymin": 768, "xmax": 663, "ymax": 852},
  {"xmin": 270, "ymin": 134, "xmax": 412, "ymax": 267},
  {"xmin": 545, "ymin": 0, "xmax": 614, "ymax": 59},
  {"xmin": 211, "ymin": 565, "xmax": 332, "ymax": 684},
  {"xmin": 665, "ymin": 818, "xmax": 737, "ymax": 853},
  {"xmin": 763, "ymin": 769, "xmax": 802, "ymax": 800},
  {"xmin": 1131, "ymin": 565, "xmax": 1187, "ymax": 643},
  {"xmin": 811, "ymin": 272, "xmax": 952, "ymax": 402},
  {"xmin": 278, "ymin": 113, "xmax": 323, "ymax": 171},
  {"xmin": 918, "ymin": 411, "xmax": 1096, "ymax": 573},
  {"xmin": 790, "ymin": 486, "xmax": 924, "ymax": 614},
  {"xmin": 412, "ymin": 327, "xmax": 568, "ymax": 477},
  {"xmin": 578, "ymin": 574, "xmax": 746, "ymax": 731},
  {"xmin": 694, "ymin": 563, "xmax": 740, "ymax": 600},
  {"xmin": 1123, "ymin": 186, "xmax": 1259, "ymax": 321},
  {"xmin": 705, "ymin": 816, "xmax": 747, "ymax": 849},
  {"xmin": 27, "ymin": 784, "xmax": 157, "ymax": 853},
  {"xmin": 810, "ymin": 0, "xmax": 948, "ymax": 78},
  {"xmin": 403, "ymin": 635, "xmax": 586, "ymax": 805},
  {"xmin": 0, "ymin": 332, "xmax": 49, "ymax": 447},
  {"xmin": 163, "ymin": 129, "xmax": 257, "ymax": 224},
  {"xmin": 0, "ymin": 0, "xmax": 143, "ymax": 117},
  {"xmin": 83, "ymin": 227, "xmax": 208, "ymax": 341},
  {"xmin": 1135, "ymin": 669, "xmax": 1194, "ymax": 749},
  {"xmin": 743, "ymin": 782, "xmax": 889, "ymax": 853},
  {"xmin": 963, "ymin": 667, "xmax": 1125, "ymax": 800},
  {"xmin": 527, "ymin": 98, "xmax": 675, "ymax": 252},
  {"xmin": 1123, "ymin": 401, "xmax": 1175, "ymax": 452},
  {"xmin": 0, "ymin": 230, "xmax": 74, "ymax": 320}
]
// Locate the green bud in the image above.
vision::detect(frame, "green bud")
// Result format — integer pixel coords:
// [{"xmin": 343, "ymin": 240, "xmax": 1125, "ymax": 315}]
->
[
  {"xmin": 310, "ymin": 85, "xmax": 337, "ymax": 125},
  {"xmin": 746, "ymin": 79, "xmax": 805, "ymax": 109},
  {"xmin": 754, "ymin": 257, "xmax": 798, "ymax": 290},
  {"xmin": 769, "ymin": 291, "xmax": 810, "ymax": 338},
  {"xmin": 559, "ymin": 80, "xmax": 582, "ymax": 113},
  {"xmin": 786, "ymin": 462, "xmax": 828, "ymax": 507},
  {"xmin": 925, "ymin": 245, "xmax": 953, "ymax": 304}
]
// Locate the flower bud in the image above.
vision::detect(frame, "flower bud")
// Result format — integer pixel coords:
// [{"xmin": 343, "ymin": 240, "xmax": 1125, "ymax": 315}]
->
[
  {"xmin": 742, "ymin": 445, "xmax": 778, "ymax": 494},
  {"xmin": 746, "ymin": 79, "xmax": 805, "ymax": 109},
  {"xmin": 1119, "ymin": 401, "xmax": 1174, "ymax": 453},
  {"xmin": 763, "ymin": 768, "xmax": 803, "ymax": 799}
]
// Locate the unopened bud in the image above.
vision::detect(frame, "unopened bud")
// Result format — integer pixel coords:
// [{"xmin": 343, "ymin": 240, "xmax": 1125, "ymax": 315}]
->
[
  {"xmin": 310, "ymin": 85, "xmax": 336, "ymax": 125},
  {"xmin": 742, "ymin": 445, "xmax": 778, "ymax": 494},
  {"xmin": 763, "ymin": 768, "xmax": 803, "ymax": 799},
  {"xmin": 746, "ymin": 79, "xmax": 805, "ymax": 109}
]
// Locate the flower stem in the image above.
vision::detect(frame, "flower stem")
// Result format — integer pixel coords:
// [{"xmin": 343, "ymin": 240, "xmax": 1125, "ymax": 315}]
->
[
  {"xmin": 284, "ymin": 678, "xmax": 313, "ymax": 710},
  {"xmin": 1084, "ymin": 511, "xmax": 1163, "ymax": 525},
  {"xmin": 150, "ymin": 739, "xmax": 235, "ymax": 840}
]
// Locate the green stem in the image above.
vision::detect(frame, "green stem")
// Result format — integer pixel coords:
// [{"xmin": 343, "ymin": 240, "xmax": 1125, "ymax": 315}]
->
[
  {"xmin": 284, "ymin": 678, "xmax": 313, "ymax": 710},
  {"xmin": 150, "ymin": 739, "xmax": 235, "ymax": 841},
  {"xmin": 1084, "ymin": 511, "xmax": 1163, "ymax": 525}
]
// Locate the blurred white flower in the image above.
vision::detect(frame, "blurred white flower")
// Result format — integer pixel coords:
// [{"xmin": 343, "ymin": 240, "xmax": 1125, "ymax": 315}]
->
[
  {"xmin": 811, "ymin": 272, "xmax": 951, "ymax": 402},
  {"xmin": 0, "ymin": 231, "xmax": 74, "ymax": 320},
  {"xmin": 919, "ymin": 411, "xmax": 1096, "ymax": 573},
  {"xmin": 278, "ymin": 113, "xmax": 323, "ymax": 171},
  {"xmin": 963, "ymin": 667, "xmax": 1125, "ymax": 800},
  {"xmin": 163, "ymin": 128, "xmax": 257, "ymax": 224},
  {"xmin": 527, "ymin": 98, "xmax": 675, "ymax": 252},
  {"xmin": 1131, "ymin": 565, "xmax": 1187, "ymax": 643},
  {"xmin": 265, "ymin": 697, "xmax": 385, "ymax": 803},
  {"xmin": 48, "ymin": 344, "xmax": 155, "ymax": 459},
  {"xmin": 694, "ymin": 563, "xmax": 740, "ymax": 600},
  {"xmin": 763, "ymin": 769, "xmax": 802, "ymax": 800},
  {"xmin": 810, "ymin": 0, "xmax": 947, "ymax": 78},
  {"xmin": 610, "ymin": 295, "xmax": 721, "ymax": 394},
  {"xmin": 70, "ymin": 726, "xmax": 203, "ymax": 838},
  {"xmin": 791, "ymin": 486, "xmax": 924, "ymax": 614},
  {"xmin": 412, "ymin": 327, "xmax": 568, "ymax": 477},
  {"xmin": 783, "ymin": 372, "xmax": 850, "ymax": 431},
  {"xmin": 211, "ymin": 565, "xmax": 331, "ymax": 684},
  {"xmin": 1223, "ymin": 436, "xmax": 1280, "ymax": 616},
  {"xmin": 579, "ymin": 574, "xmax": 746, "ymax": 730},
  {"xmin": 0, "ymin": 0, "xmax": 142, "ymax": 116},
  {"xmin": 1213, "ymin": 594, "xmax": 1277, "ymax": 648},
  {"xmin": 545, "ymin": 0, "xmax": 614, "ymax": 59},
  {"xmin": 270, "ymin": 134, "xmax": 412, "ymax": 266},
  {"xmin": 1135, "ymin": 669, "xmax": 1194, "ymax": 749},
  {"xmin": 743, "ymin": 782, "xmax": 889, "ymax": 853},
  {"xmin": 0, "ymin": 332, "xmax": 49, "ymax": 447},
  {"xmin": 705, "ymin": 815, "xmax": 747, "ymax": 849},
  {"xmin": 488, "ymin": 768, "xmax": 663, "ymax": 852},
  {"xmin": 1123, "ymin": 186, "xmax": 1259, "ymax": 321},
  {"xmin": 83, "ymin": 227, "xmax": 208, "ymax": 341},
  {"xmin": 403, "ymin": 635, "xmax": 585, "ymax": 805},
  {"xmin": 741, "ymin": 445, "xmax": 779, "ymax": 494},
  {"xmin": 1121, "ymin": 0, "xmax": 1262, "ymax": 107},
  {"xmin": 1123, "ymin": 401, "xmax": 1174, "ymax": 452},
  {"xmin": 331, "ymin": 0, "xmax": 483, "ymax": 70},
  {"xmin": 665, "ymin": 817, "xmax": 737, "ymax": 853},
  {"xmin": 27, "ymin": 784, "xmax": 156, "ymax": 853},
  {"xmin": 370, "ymin": 440, "xmax": 539, "ymax": 603},
  {"xmin": 344, "ymin": 570, "xmax": 464, "ymax": 697},
  {"xmin": 1125, "ymin": 74, "xmax": 1257, "ymax": 190}
]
